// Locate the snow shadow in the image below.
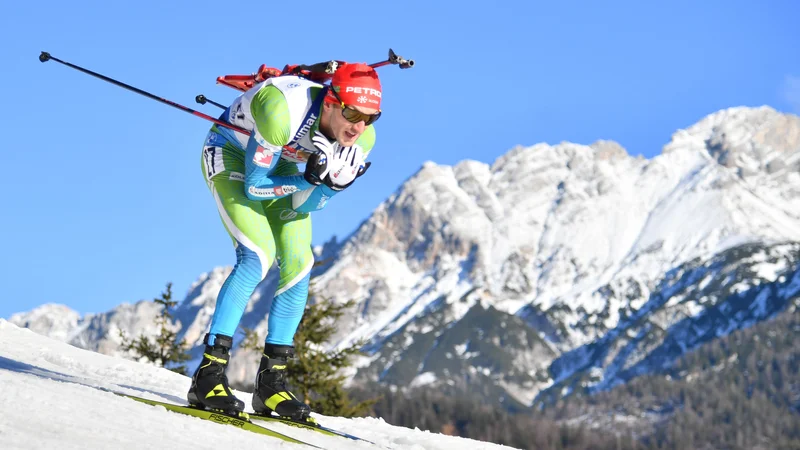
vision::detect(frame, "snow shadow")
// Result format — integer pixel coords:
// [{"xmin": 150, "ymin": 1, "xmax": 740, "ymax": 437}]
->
[
  {"xmin": 0, "ymin": 355, "xmax": 71, "ymax": 379},
  {"xmin": 0, "ymin": 355, "xmax": 172, "ymax": 401}
]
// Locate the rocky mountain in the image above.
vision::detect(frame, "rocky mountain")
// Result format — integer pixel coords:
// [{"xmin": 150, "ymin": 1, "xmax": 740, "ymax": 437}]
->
[
  {"xmin": 9, "ymin": 105, "xmax": 800, "ymax": 410},
  {"xmin": 536, "ymin": 241, "xmax": 800, "ymax": 405}
]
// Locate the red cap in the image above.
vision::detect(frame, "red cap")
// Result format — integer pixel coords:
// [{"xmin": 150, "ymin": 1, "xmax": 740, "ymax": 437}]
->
[{"xmin": 326, "ymin": 63, "xmax": 382, "ymax": 110}]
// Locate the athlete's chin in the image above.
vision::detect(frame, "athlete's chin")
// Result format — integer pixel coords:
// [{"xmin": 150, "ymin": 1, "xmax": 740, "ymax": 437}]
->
[
  {"xmin": 338, "ymin": 136, "xmax": 358, "ymax": 146},
  {"xmin": 338, "ymin": 130, "xmax": 360, "ymax": 146}
]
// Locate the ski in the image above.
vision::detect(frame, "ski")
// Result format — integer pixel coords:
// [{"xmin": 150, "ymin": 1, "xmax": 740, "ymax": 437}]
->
[
  {"xmin": 249, "ymin": 412, "xmax": 378, "ymax": 445},
  {"xmin": 116, "ymin": 393, "xmax": 321, "ymax": 448}
]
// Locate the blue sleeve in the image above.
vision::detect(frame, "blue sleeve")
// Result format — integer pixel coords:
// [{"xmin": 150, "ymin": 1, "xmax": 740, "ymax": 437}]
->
[
  {"xmin": 244, "ymin": 135, "xmax": 313, "ymax": 201},
  {"xmin": 292, "ymin": 184, "xmax": 340, "ymax": 213}
]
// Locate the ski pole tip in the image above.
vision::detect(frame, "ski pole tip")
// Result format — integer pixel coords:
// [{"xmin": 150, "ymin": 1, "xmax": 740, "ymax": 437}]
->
[{"xmin": 39, "ymin": 51, "xmax": 51, "ymax": 63}]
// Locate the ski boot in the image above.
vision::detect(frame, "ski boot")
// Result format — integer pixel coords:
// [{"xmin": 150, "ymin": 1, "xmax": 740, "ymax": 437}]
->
[
  {"xmin": 187, "ymin": 333, "xmax": 245, "ymax": 417},
  {"xmin": 252, "ymin": 343, "xmax": 312, "ymax": 423}
]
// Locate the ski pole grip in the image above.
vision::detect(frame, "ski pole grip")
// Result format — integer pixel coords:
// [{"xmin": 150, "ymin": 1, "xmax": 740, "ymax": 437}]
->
[
  {"xmin": 196, "ymin": 95, "xmax": 207, "ymax": 105},
  {"xmin": 39, "ymin": 51, "xmax": 52, "ymax": 63},
  {"xmin": 386, "ymin": 49, "xmax": 414, "ymax": 69}
]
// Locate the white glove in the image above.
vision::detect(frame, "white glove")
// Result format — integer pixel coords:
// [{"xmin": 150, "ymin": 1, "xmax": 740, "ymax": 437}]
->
[
  {"xmin": 327, "ymin": 145, "xmax": 366, "ymax": 190},
  {"xmin": 305, "ymin": 131, "xmax": 337, "ymax": 184},
  {"xmin": 311, "ymin": 130, "xmax": 336, "ymax": 157}
]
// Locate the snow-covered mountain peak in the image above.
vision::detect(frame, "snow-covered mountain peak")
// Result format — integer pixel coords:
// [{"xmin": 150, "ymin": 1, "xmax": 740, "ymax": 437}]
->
[
  {"xmin": 351, "ymin": 158, "xmax": 492, "ymax": 273},
  {"xmin": 454, "ymin": 159, "xmax": 492, "ymax": 185},
  {"xmin": 184, "ymin": 266, "xmax": 232, "ymax": 308},
  {"xmin": 8, "ymin": 303, "xmax": 82, "ymax": 342},
  {"xmin": 589, "ymin": 140, "xmax": 629, "ymax": 160},
  {"xmin": 338, "ymin": 106, "xmax": 800, "ymax": 334},
  {"xmin": 663, "ymin": 106, "xmax": 800, "ymax": 176},
  {"xmin": 9, "ymin": 302, "xmax": 79, "ymax": 319}
]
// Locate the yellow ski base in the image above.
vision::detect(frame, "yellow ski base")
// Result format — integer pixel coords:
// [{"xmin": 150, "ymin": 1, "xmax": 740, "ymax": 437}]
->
[{"xmin": 116, "ymin": 393, "xmax": 318, "ymax": 447}]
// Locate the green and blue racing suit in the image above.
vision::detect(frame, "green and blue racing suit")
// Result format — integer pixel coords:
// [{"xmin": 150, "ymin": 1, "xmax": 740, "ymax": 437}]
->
[{"xmin": 200, "ymin": 75, "xmax": 375, "ymax": 346}]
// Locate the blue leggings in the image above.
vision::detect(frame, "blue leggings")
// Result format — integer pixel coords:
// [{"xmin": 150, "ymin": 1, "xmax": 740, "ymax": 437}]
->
[{"xmin": 205, "ymin": 169, "xmax": 313, "ymax": 347}]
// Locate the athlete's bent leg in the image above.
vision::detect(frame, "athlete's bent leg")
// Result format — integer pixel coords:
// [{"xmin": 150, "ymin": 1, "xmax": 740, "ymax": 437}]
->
[
  {"xmin": 189, "ymin": 145, "xmax": 277, "ymax": 412},
  {"xmin": 252, "ymin": 198, "xmax": 314, "ymax": 420}
]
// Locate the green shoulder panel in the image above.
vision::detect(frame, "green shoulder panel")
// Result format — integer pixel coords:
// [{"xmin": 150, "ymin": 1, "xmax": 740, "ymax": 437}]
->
[
  {"xmin": 356, "ymin": 124, "xmax": 376, "ymax": 159},
  {"xmin": 250, "ymin": 85, "xmax": 292, "ymax": 147},
  {"xmin": 250, "ymin": 84, "xmax": 376, "ymax": 160}
]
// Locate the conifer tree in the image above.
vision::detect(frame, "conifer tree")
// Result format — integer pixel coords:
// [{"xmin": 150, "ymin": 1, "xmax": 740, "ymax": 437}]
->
[
  {"xmin": 119, "ymin": 282, "xmax": 191, "ymax": 375},
  {"xmin": 288, "ymin": 296, "xmax": 378, "ymax": 416},
  {"xmin": 240, "ymin": 284, "xmax": 378, "ymax": 417}
]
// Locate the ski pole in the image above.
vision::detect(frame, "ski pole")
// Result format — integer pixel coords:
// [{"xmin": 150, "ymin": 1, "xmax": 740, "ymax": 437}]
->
[
  {"xmin": 370, "ymin": 48, "xmax": 414, "ymax": 69},
  {"xmin": 38, "ymin": 51, "xmax": 251, "ymax": 136},
  {"xmin": 196, "ymin": 94, "xmax": 226, "ymax": 110},
  {"xmin": 285, "ymin": 48, "xmax": 414, "ymax": 81}
]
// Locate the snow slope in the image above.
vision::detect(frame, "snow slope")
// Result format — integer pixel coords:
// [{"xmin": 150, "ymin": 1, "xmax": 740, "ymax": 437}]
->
[{"xmin": 0, "ymin": 320, "xmax": 513, "ymax": 450}]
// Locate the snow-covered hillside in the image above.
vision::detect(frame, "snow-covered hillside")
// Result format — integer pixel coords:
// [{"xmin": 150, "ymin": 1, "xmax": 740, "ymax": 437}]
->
[{"xmin": 0, "ymin": 320, "xmax": 512, "ymax": 450}]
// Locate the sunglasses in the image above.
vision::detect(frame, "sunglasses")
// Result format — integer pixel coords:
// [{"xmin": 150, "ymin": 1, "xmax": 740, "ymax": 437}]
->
[{"xmin": 330, "ymin": 88, "xmax": 382, "ymax": 126}]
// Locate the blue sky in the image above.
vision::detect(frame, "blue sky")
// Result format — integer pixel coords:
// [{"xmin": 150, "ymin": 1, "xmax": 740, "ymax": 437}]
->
[{"xmin": 1, "ymin": 0, "xmax": 798, "ymax": 319}]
